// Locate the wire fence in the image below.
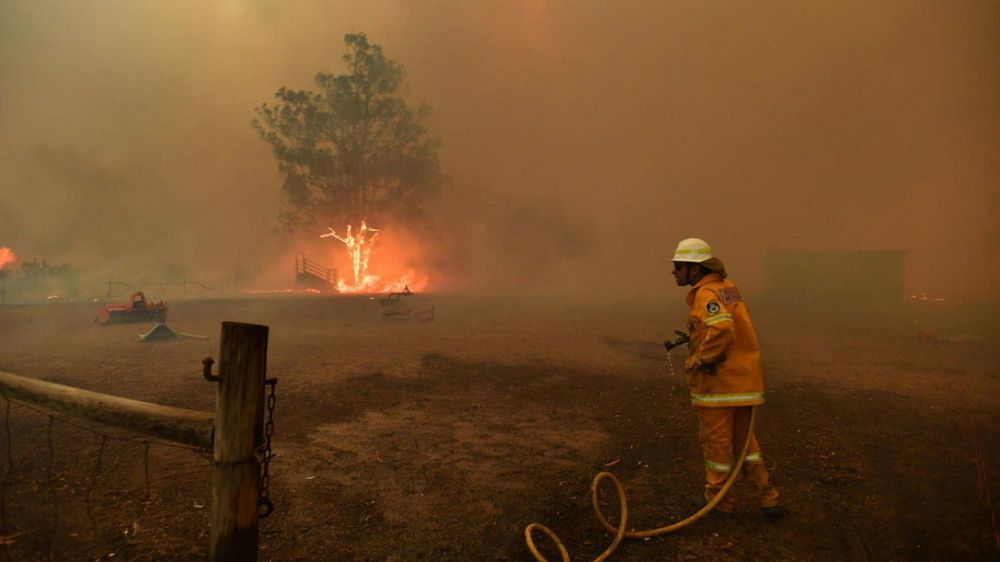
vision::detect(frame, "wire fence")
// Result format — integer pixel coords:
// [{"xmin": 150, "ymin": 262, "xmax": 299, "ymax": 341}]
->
[
  {"xmin": 0, "ymin": 322, "xmax": 270, "ymax": 562},
  {"xmin": 0, "ymin": 398, "xmax": 212, "ymax": 561}
]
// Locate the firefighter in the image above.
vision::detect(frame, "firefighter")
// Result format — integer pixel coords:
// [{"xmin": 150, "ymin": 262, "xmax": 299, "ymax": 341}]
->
[{"xmin": 670, "ymin": 237, "xmax": 785, "ymax": 520}]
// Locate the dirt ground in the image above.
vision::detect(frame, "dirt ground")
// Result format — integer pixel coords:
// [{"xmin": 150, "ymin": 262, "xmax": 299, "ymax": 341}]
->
[{"xmin": 0, "ymin": 293, "xmax": 997, "ymax": 561}]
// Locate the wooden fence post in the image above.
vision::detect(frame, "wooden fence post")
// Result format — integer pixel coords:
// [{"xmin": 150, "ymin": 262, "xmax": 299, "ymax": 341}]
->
[{"xmin": 210, "ymin": 322, "xmax": 269, "ymax": 562}]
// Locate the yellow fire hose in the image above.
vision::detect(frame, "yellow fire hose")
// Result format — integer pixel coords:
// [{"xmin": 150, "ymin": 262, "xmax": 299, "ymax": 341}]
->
[{"xmin": 524, "ymin": 407, "xmax": 757, "ymax": 562}]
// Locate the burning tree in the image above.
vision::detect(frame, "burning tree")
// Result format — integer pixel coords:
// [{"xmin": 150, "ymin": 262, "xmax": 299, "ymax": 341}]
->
[
  {"xmin": 320, "ymin": 221, "xmax": 380, "ymax": 289},
  {"xmin": 252, "ymin": 33, "xmax": 445, "ymax": 232}
]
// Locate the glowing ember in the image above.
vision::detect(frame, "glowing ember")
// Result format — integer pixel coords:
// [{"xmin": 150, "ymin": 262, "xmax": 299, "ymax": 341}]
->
[
  {"xmin": 243, "ymin": 288, "xmax": 322, "ymax": 295},
  {"xmin": 908, "ymin": 292, "xmax": 947, "ymax": 303},
  {"xmin": 0, "ymin": 247, "xmax": 14, "ymax": 270}
]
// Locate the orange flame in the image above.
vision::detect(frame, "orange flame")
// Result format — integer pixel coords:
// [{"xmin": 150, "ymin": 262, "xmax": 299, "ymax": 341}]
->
[
  {"xmin": 336, "ymin": 271, "xmax": 428, "ymax": 294},
  {"xmin": 0, "ymin": 247, "xmax": 15, "ymax": 270},
  {"xmin": 321, "ymin": 221, "xmax": 380, "ymax": 288},
  {"xmin": 321, "ymin": 222, "xmax": 428, "ymax": 294}
]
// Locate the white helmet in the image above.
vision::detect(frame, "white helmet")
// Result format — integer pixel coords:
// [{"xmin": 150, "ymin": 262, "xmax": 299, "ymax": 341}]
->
[{"xmin": 671, "ymin": 237, "xmax": 713, "ymax": 263}]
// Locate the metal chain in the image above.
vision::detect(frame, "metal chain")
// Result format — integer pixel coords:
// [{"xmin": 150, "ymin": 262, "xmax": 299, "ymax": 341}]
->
[
  {"xmin": 46, "ymin": 415, "xmax": 56, "ymax": 562},
  {"xmin": 257, "ymin": 378, "xmax": 277, "ymax": 518}
]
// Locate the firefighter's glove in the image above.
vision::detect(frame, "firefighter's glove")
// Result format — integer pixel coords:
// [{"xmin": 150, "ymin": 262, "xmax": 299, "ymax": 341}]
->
[{"xmin": 683, "ymin": 355, "xmax": 698, "ymax": 372}]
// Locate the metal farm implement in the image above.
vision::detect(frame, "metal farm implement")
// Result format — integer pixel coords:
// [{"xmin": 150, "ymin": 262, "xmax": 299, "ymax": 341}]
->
[{"xmin": 95, "ymin": 291, "xmax": 168, "ymax": 324}]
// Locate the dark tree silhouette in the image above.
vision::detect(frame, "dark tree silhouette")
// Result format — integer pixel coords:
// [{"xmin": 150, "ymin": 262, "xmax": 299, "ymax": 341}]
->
[{"xmin": 253, "ymin": 33, "xmax": 445, "ymax": 231}]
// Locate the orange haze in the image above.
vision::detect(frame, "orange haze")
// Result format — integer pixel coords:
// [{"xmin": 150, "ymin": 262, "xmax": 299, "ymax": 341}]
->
[{"xmin": 0, "ymin": 1, "xmax": 997, "ymax": 299}]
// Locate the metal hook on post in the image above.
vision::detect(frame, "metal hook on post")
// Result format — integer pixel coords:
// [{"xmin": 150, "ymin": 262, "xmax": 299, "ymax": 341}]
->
[
  {"xmin": 257, "ymin": 497, "xmax": 274, "ymax": 518},
  {"xmin": 202, "ymin": 357, "xmax": 221, "ymax": 382}
]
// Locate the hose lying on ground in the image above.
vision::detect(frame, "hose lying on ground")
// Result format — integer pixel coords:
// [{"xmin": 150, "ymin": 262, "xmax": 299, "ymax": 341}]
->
[{"xmin": 524, "ymin": 406, "xmax": 756, "ymax": 562}]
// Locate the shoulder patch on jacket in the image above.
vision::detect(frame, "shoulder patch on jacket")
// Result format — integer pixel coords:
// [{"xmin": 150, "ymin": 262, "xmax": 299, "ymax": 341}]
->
[
  {"xmin": 719, "ymin": 287, "xmax": 742, "ymax": 305},
  {"xmin": 706, "ymin": 301, "xmax": 721, "ymax": 315}
]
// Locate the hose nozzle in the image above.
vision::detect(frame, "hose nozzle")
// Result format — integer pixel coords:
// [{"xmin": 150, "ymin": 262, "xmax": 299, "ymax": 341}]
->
[{"xmin": 664, "ymin": 330, "xmax": 690, "ymax": 351}]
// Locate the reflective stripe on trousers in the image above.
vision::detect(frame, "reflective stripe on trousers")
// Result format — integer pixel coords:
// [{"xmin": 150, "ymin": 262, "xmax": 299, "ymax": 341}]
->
[
  {"xmin": 698, "ymin": 406, "xmax": 780, "ymax": 511},
  {"xmin": 691, "ymin": 392, "xmax": 764, "ymax": 406}
]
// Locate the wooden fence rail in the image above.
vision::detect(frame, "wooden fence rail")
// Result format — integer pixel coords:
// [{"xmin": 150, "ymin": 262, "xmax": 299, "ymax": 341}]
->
[
  {"xmin": 0, "ymin": 370, "xmax": 214, "ymax": 449},
  {"xmin": 0, "ymin": 321, "xmax": 269, "ymax": 562}
]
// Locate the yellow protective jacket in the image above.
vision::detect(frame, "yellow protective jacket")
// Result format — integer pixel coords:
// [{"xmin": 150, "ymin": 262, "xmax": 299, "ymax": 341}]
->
[{"xmin": 683, "ymin": 273, "xmax": 765, "ymax": 407}]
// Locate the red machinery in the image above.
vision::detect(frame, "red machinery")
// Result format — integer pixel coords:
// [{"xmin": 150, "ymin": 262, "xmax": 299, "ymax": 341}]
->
[{"xmin": 95, "ymin": 291, "xmax": 167, "ymax": 324}]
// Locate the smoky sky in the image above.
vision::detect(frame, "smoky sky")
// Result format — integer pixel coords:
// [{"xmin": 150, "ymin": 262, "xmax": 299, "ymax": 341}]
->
[{"xmin": 1, "ymin": 1, "xmax": 997, "ymax": 298}]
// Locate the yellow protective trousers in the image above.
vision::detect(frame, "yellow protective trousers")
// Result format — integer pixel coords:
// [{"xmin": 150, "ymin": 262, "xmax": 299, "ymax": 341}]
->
[{"xmin": 697, "ymin": 406, "xmax": 780, "ymax": 512}]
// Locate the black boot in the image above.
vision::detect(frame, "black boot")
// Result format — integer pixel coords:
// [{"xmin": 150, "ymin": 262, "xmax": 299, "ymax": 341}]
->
[
  {"xmin": 760, "ymin": 505, "xmax": 787, "ymax": 520},
  {"xmin": 691, "ymin": 496, "xmax": 735, "ymax": 520}
]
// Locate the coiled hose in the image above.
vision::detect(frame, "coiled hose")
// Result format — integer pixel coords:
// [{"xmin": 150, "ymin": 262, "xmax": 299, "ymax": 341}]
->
[{"xmin": 524, "ymin": 407, "xmax": 756, "ymax": 562}]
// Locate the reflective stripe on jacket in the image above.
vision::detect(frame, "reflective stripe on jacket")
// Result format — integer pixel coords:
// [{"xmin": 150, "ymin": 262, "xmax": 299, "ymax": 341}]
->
[{"xmin": 684, "ymin": 273, "xmax": 765, "ymax": 407}]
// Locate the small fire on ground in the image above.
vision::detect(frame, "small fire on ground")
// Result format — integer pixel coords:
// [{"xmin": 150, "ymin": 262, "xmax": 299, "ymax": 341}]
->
[
  {"xmin": 245, "ymin": 288, "xmax": 322, "ymax": 295},
  {"xmin": 908, "ymin": 292, "xmax": 947, "ymax": 303},
  {"xmin": 0, "ymin": 247, "xmax": 15, "ymax": 270},
  {"xmin": 321, "ymin": 222, "xmax": 426, "ymax": 294}
]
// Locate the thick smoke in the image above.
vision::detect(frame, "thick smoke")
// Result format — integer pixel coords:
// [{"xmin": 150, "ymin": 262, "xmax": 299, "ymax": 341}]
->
[{"xmin": 1, "ymin": 1, "xmax": 996, "ymax": 298}]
